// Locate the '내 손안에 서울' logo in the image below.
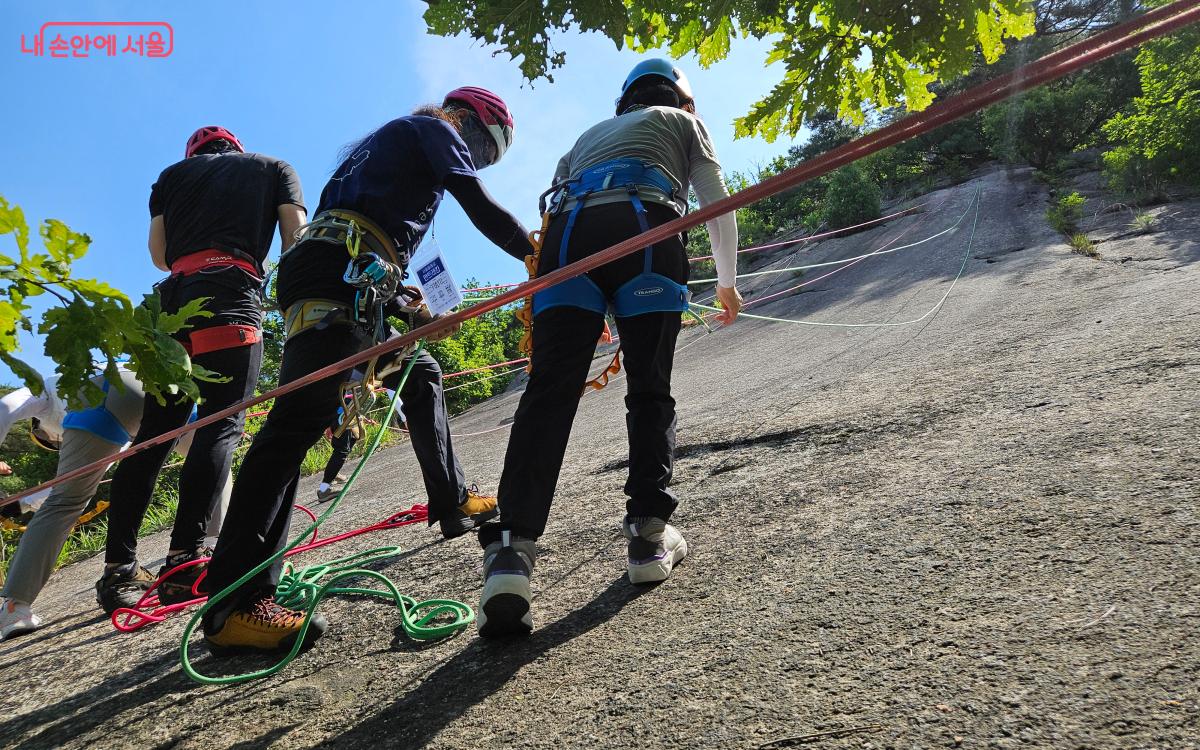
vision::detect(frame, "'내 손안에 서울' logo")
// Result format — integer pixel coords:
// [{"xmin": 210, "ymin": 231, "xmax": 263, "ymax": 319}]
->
[{"xmin": 20, "ymin": 22, "xmax": 173, "ymax": 58}]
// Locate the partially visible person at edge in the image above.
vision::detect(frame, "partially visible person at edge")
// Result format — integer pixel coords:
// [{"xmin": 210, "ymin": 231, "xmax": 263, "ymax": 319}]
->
[
  {"xmin": 0, "ymin": 369, "xmax": 232, "ymax": 640},
  {"xmin": 315, "ymin": 366, "xmax": 409, "ymax": 503},
  {"xmin": 475, "ymin": 60, "xmax": 741, "ymax": 637},
  {"xmin": 200, "ymin": 87, "xmax": 535, "ymax": 655},
  {"xmin": 94, "ymin": 127, "xmax": 306, "ymax": 616}
]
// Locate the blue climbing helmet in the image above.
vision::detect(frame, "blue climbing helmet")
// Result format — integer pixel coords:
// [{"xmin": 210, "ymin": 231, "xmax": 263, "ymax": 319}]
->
[{"xmin": 617, "ymin": 58, "xmax": 694, "ymax": 113}]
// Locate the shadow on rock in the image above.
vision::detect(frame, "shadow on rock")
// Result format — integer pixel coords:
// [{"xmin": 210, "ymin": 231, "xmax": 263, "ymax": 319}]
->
[
  {"xmin": 317, "ymin": 576, "xmax": 648, "ymax": 749},
  {"xmin": 0, "ymin": 650, "xmax": 197, "ymax": 749}
]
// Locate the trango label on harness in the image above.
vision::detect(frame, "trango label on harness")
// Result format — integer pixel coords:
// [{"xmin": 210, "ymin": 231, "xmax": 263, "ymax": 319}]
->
[
  {"xmin": 411, "ymin": 248, "xmax": 463, "ymax": 316},
  {"xmin": 634, "ymin": 287, "xmax": 664, "ymax": 296}
]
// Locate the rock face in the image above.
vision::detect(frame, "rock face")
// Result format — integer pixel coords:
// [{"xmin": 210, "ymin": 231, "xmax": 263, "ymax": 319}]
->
[{"xmin": 1, "ymin": 166, "xmax": 1197, "ymax": 749}]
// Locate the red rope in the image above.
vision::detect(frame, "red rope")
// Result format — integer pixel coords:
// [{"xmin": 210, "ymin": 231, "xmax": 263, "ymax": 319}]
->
[
  {"xmin": 687, "ymin": 204, "xmax": 925, "ymax": 263},
  {"xmin": 110, "ymin": 503, "xmax": 429, "ymax": 632},
  {"xmin": 4, "ymin": 1, "xmax": 1197, "ymax": 511}
]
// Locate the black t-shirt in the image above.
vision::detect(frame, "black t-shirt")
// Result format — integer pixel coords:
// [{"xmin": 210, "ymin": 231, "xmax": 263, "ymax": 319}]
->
[
  {"xmin": 149, "ymin": 152, "xmax": 305, "ymax": 275},
  {"xmin": 278, "ymin": 116, "xmax": 476, "ymax": 309}
]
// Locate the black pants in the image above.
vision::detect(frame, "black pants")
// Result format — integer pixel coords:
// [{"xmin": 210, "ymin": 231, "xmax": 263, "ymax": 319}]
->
[
  {"xmin": 492, "ymin": 201, "xmax": 686, "ymax": 542},
  {"xmin": 105, "ymin": 267, "xmax": 263, "ymax": 565},
  {"xmin": 322, "ymin": 424, "xmax": 357, "ymax": 484},
  {"xmin": 203, "ymin": 326, "xmax": 465, "ymax": 630}
]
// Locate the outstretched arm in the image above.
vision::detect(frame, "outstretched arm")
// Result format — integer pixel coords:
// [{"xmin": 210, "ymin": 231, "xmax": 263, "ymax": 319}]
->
[{"xmin": 443, "ymin": 173, "xmax": 535, "ymax": 260}]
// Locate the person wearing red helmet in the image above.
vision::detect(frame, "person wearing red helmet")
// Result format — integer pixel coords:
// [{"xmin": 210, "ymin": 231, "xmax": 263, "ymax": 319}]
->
[
  {"xmin": 200, "ymin": 88, "xmax": 533, "ymax": 655},
  {"xmin": 95, "ymin": 126, "xmax": 306, "ymax": 614}
]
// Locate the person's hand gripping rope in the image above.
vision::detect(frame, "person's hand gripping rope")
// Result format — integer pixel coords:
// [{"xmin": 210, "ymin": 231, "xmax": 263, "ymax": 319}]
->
[{"xmin": 715, "ymin": 285, "xmax": 742, "ymax": 326}]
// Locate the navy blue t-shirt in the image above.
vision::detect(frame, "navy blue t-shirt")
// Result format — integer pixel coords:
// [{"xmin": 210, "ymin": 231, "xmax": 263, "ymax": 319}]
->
[{"xmin": 278, "ymin": 116, "xmax": 476, "ymax": 309}]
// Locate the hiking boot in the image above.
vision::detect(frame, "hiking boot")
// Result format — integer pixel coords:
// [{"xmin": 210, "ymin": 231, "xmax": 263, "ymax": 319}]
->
[
  {"xmin": 478, "ymin": 530, "xmax": 536, "ymax": 638},
  {"xmin": 622, "ymin": 516, "xmax": 688, "ymax": 584},
  {"xmin": 316, "ymin": 475, "xmax": 349, "ymax": 503},
  {"xmin": 204, "ymin": 595, "xmax": 328, "ymax": 656},
  {"xmin": 156, "ymin": 547, "xmax": 212, "ymax": 605},
  {"xmin": 95, "ymin": 563, "xmax": 156, "ymax": 615},
  {"xmin": 440, "ymin": 485, "xmax": 499, "ymax": 539},
  {"xmin": 0, "ymin": 599, "xmax": 42, "ymax": 641}
]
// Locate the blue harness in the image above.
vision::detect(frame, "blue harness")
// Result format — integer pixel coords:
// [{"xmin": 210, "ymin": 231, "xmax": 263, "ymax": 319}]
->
[
  {"xmin": 62, "ymin": 381, "xmax": 129, "ymax": 445},
  {"xmin": 62, "ymin": 380, "xmax": 198, "ymax": 446},
  {"xmin": 532, "ymin": 158, "xmax": 691, "ymax": 318}
]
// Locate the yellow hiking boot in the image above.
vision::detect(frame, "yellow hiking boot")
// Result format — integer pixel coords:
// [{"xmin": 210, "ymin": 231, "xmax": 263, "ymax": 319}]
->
[
  {"xmin": 440, "ymin": 484, "xmax": 499, "ymax": 539},
  {"xmin": 458, "ymin": 485, "xmax": 497, "ymax": 517},
  {"xmin": 204, "ymin": 595, "xmax": 328, "ymax": 656}
]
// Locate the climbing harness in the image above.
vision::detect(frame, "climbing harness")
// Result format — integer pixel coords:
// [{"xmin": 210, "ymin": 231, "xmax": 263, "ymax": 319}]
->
[
  {"xmin": 534, "ymin": 158, "xmax": 691, "ymax": 318},
  {"xmin": 519, "ymin": 159, "xmax": 692, "ymax": 393},
  {"xmin": 295, "ymin": 209, "xmax": 407, "ymax": 269},
  {"xmin": 178, "ymin": 343, "xmax": 473, "ymax": 685},
  {"xmin": 0, "ymin": 501, "xmax": 111, "ymax": 534},
  {"xmin": 165, "ymin": 251, "xmax": 266, "ymax": 356}
]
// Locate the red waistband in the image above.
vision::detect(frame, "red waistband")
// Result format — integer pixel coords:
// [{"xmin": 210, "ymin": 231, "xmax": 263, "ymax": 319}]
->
[
  {"xmin": 170, "ymin": 251, "xmax": 260, "ymax": 279},
  {"xmin": 184, "ymin": 324, "xmax": 263, "ymax": 356}
]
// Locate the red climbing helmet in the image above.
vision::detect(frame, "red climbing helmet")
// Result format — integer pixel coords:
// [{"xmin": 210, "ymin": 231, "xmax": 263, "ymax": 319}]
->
[
  {"xmin": 185, "ymin": 125, "xmax": 245, "ymax": 158},
  {"xmin": 443, "ymin": 87, "xmax": 514, "ymax": 163}
]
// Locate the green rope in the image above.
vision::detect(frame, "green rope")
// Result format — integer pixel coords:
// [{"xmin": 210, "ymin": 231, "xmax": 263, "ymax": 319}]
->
[{"xmin": 180, "ymin": 342, "xmax": 475, "ymax": 685}]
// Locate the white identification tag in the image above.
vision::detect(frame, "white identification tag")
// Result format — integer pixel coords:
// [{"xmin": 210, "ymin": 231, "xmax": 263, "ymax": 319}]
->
[{"xmin": 411, "ymin": 248, "xmax": 463, "ymax": 316}]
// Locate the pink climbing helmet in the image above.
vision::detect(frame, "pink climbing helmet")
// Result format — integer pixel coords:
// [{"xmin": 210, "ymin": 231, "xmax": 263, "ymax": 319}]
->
[
  {"xmin": 185, "ymin": 125, "xmax": 245, "ymax": 158},
  {"xmin": 443, "ymin": 87, "xmax": 515, "ymax": 163}
]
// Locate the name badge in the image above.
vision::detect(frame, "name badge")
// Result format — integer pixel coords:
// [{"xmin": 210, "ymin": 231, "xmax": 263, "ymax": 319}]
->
[{"xmin": 411, "ymin": 248, "xmax": 463, "ymax": 316}]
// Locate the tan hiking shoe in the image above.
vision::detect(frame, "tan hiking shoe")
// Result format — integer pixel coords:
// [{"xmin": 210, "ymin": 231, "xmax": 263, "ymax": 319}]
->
[{"xmin": 204, "ymin": 596, "xmax": 328, "ymax": 656}]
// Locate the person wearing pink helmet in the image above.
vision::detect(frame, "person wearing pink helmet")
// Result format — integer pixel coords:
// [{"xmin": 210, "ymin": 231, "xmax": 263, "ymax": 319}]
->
[
  {"xmin": 95, "ymin": 126, "xmax": 306, "ymax": 616},
  {"xmin": 201, "ymin": 88, "xmax": 533, "ymax": 655}
]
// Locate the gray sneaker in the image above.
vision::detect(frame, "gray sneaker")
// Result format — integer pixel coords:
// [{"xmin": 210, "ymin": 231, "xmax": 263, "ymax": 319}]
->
[
  {"xmin": 622, "ymin": 516, "xmax": 688, "ymax": 584},
  {"xmin": 478, "ymin": 531, "xmax": 536, "ymax": 638}
]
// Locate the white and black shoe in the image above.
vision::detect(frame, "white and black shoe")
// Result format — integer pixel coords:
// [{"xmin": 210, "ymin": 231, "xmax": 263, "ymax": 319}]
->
[
  {"xmin": 478, "ymin": 530, "xmax": 536, "ymax": 638},
  {"xmin": 623, "ymin": 516, "xmax": 688, "ymax": 584}
]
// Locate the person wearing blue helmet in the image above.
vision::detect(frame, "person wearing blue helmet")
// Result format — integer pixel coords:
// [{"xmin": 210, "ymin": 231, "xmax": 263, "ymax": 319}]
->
[{"xmin": 476, "ymin": 58, "xmax": 742, "ymax": 637}]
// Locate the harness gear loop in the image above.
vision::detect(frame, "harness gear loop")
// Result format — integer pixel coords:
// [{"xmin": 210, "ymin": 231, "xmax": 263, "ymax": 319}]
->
[{"xmin": 292, "ymin": 209, "xmax": 406, "ymax": 269}]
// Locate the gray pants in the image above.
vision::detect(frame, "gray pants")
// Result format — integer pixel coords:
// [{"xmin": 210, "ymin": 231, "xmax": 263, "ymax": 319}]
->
[{"xmin": 1, "ymin": 430, "xmax": 230, "ymax": 606}]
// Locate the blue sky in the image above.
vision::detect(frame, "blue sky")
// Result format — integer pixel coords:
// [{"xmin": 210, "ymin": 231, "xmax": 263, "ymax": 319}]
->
[{"xmin": 0, "ymin": 1, "xmax": 808, "ymax": 385}]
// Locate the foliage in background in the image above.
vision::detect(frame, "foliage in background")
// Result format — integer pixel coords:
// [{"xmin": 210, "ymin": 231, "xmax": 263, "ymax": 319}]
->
[
  {"xmin": 1047, "ymin": 191, "xmax": 1087, "ymax": 233},
  {"xmin": 822, "ymin": 166, "xmax": 883, "ymax": 229},
  {"xmin": 1102, "ymin": 23, "xmax": 1200, "ymax": 197},
  {"xmin": 423, "ymin": 0, "xmax": 1035, "ymax": 139},
  {"xmin": 981, "ymin": 56, "xmax": 1138, "ymax": 169},
  {"xmin": 0, "ymin": 196, "xmax": 219, "ymax": 409}
]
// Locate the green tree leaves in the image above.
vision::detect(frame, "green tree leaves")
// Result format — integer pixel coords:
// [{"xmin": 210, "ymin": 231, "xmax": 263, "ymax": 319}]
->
[
  {"xmin": 1101, "ymin": 21, "xmax": 1200, "ymax": 193},
  {"xmin": 422, "ymin": 0, "xmax": 1036, "ymax": 139},
  {"xmin": 0, "ymin": 195, "xmax": 219, "ymax": 409}
]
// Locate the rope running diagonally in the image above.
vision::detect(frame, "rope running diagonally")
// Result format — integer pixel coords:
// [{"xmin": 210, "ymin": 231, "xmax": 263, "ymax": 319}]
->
[
  {"xmin": 179, "ymin": 342, "xmax": 473, "ymax": 686},
  {"xmin": 692, "ymin": 189, "xmax": 982, "ymax": 328}
]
